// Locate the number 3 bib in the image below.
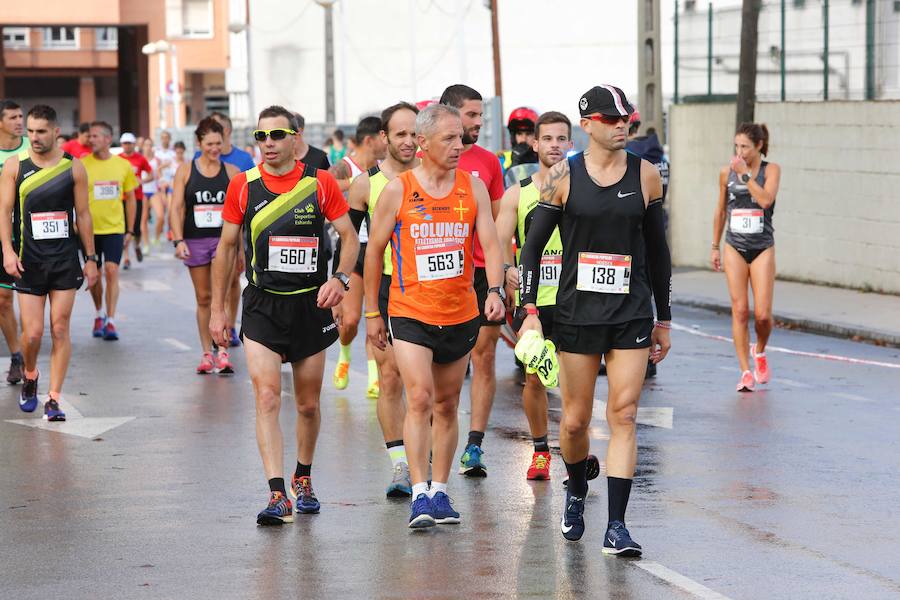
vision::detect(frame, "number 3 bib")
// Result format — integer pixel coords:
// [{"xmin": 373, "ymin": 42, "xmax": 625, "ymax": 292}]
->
[
  {"xmin": 576, "ymin": 252, "xmax": 631, "ymax": 294},
  {"xmin": 730, "ymin": 209, "xmax": 764, "ymax": 234},
  {"xmin": 415, "ymin": 242, "xmax": 464, "ymax": 282},
  {"xmin": 194, "ymin": 205, "xmax": 224, "ymax": 228},
  {"xmin": 268, "ymin": 236, "xmax": 318, "ymax": 273}
]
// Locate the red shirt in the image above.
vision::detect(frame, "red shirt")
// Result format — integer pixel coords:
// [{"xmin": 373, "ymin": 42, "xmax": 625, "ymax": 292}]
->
[
  {"xmin": 223, "ymin": 161, "xmax": 348, "ymax": 225},
  {"xmin": 121, "ymin": 152, "xmax": 153, "ymax": 200},
  {"xmin": 61, "ymin": 139, "xmax": 91, "ymax": 158},
  {"xmin": 457, "ymin": 144, "xmax": 504, "ymax": 267}
]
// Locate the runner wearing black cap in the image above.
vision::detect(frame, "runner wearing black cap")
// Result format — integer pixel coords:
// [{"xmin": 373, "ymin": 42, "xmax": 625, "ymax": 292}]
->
[{"xmin": 518, "ymin": 85, "xmax": 672, "ymax": 556}]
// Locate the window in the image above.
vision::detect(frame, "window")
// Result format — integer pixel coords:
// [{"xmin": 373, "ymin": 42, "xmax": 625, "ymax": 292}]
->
[
  {"xmin": 95, "ymin": 27, "xmax": 118, "ymax": 50},
  {"xmin": 182, "ymin": 0, "xmax": 213, "ymax": 38},
  {"xmin": 2, "ymin": 27, "xmax": 30, "ymax": 49},
  {"xmin": 43, "ymin": 27, "xmax": 78, "ymax": 49}
]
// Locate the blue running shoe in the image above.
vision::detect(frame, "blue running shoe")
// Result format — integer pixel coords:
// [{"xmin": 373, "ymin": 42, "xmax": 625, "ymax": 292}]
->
[
  {"xmin": 103, "ymin": 321, "xmax": 119, "ymax": 341},
  {"xmin": 602, "ymin": 520, "xmax": 642, "ymax": 557},
  {"xmin": 43, "ymin": 398, "xmax": 66, "ymax": 422},
  {"xmin": 229, "ymin": 327, "xmax": 241, "ymax": 347},
  {"xmin": 256, "ymin": 491, "xmax": 293, "ymax": 526},
  {"xmin": 92, "ymin": 317, "xmax": 106, "ymax": 338},
  {"xmin": 459, "ymin": 443, "xmax": 487, "ymax": 477},
  {"xmin": 19, "ymin": 372, "xmax": 39, "ymax": 413},
  {"xmin": 290, "ymin": 475, "xmax": 321, "ymax": 514},
  {"xmin": 408, "ymin": 493, "xmax": 435, "ymax": 529},
  {"xmin": 560, "ymin": 491, "xmax": 586, "ymax": 542},
  {"xmin": 431, "ymin": 492, "xmax": 460, "ymax": 524}
]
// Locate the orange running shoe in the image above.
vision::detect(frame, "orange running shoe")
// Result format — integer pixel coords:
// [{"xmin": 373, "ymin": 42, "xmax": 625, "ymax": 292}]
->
[
  {"xmin": 737, "ymin": 370, "xmax": 755, "ymax": 392},
  {"xmin": 752, "ymin": 347, "xmax": 770, "ymax": 384},
  {"xmin": 196, "ymin": 352, "xmax": 215, "ymax": 374},
  {"xmin": 527, "ymin": 451, "xmax": 552, "ymax": 480},
  {"xmin": 216, "ymin": 350, "xmax": 234, "ymax": 375}
]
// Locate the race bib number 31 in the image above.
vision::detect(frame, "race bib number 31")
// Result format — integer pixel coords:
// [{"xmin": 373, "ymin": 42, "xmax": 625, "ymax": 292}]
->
[
  {"xmin": 415, "ymin": 243, "xmax": 464, "ymax": 282},
  {"xmin": 576, "ymin": 252, "xmax": 631, "ymax": 294},
  {"xmin": 194, "ymin": 205, "xmax": 224, "ymax": 229},
  {"xmin": 31, "ymin": 211, "xmax": 69, "ymax": 240},
  {"xmin": 730, "ymin": 209, "xmax": 764, "ymax": 234},
  {"xmin": 268, "ymin": 236, "xmax": 317, "ymax": 273},
  {"xmin": 93, "ymin": 181, "xmax": 120, "ymax": 200}
]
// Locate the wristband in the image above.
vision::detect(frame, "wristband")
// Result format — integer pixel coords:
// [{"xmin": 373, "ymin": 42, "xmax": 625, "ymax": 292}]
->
[
  {"xmin": 503, "ymin": 263, "xmax": 513, "ymax": 274},
  {"xmin": 364, "ymin": 311, "xmax": 380, "ymax": 319},
  {"xmin": 654, "ymin": 321, "xmax": 672, "ymax": 330},
  {"xmin": 525, "ymin": 306, "xmax": 539, "ymax": 316},
  {"xmin": 711, "ymin": 244, "xmax": 719, "ymax": 250}
]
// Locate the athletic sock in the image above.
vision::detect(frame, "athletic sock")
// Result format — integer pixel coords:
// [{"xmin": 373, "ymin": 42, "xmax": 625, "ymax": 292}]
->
[
  {"xmin": 411, "ymin": 482, "xmax": 429, "ymax": 498},
  {"xmin": 564, "ymin": 458, "xmax": 589, "ymax": 498},
  {"xmin": 428, "ymin": 481, "xmax": 447, "ymax": 498},
  {"xmin": 467, "ymin": 430, "xmax": 485, "ymax": 448},
  {"xmin": 294, "ymin": 462, "xmax": 311, "ymax": 479},
  {"xmin": 11, "ymin": 351, "xmax": 22, "ymax": 361},
  {"xmin": 607, "ymin": 476, "xmax": 633, "ymax": 524},
  {"xmin": 268, "ymin": 477, "xmax": 286, "ymax": 496},
  {"xmin": 367, "ymin": 359, "xmax": 378, "ymax": 384},
  {"xmin": 338, "ymin": 343, "xmax": 351, "ymax": 363},
  {"xmin": 533, "ymin": 435, "xmax": 550, "ymax": 452},
  {"xmin": 106, "ymin": 317, "xmax": 115, "ymax": 326},
  {"xmin": 386, "ymin": 440, "xmax": 407, "ymax": 467},
  {"xmin": 95, "ymin": 310, "xmax": 106, "ymax": 319}
]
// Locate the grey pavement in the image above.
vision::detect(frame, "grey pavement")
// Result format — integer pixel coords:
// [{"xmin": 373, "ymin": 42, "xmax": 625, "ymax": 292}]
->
[
  {"xmin": 673, "ymin": 267, "xmax": 900, "ymax": 346},
  {"xmin": 1, "ymin": 253, "xmax": 899, "ymax": 599}
]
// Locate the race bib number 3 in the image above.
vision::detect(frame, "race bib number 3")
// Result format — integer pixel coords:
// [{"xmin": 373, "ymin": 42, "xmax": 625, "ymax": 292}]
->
[
  {"xmin": 540, "ymin": 255, "xmax": 561, "ymax": 288},
  {"xmin": 268, "ymin": 236, "xmax": 318, "ymax": 273},
  {"xmin": 193, "ymin": 205, "xmax": 224, "ymax": 229},
  {"xmin": 576, "ymin": 252, "xmax": 631, "ymax": 294},
  {"xmin": 93, "ymin": 180, "xmax": 120, "ymax": 200},
  {"xmin": 31, "ymin": 211, "xmax": 69, "ymax": 240},
  {"xmin": 415, "ymin": 243, "xmax": 464, "ymax": 282},
  {"xmin": 730, "ymin": 209, "xmax": 764, "ymax": 234}
]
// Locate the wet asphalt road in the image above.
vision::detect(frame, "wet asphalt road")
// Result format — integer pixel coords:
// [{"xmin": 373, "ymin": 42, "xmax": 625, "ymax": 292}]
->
[{"xmin": 1, "ymin": 253, "xmax": 899, "ymax": 599}]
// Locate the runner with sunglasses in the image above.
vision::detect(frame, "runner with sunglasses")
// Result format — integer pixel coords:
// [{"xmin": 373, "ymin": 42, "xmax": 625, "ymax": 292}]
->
[
  {"xmin": 211, "ymin": 106, "xmax": 359, "ymax": 525},
  {"xmin": 518, "ymin": 85, "xmax": 671, "ymax": 555}
]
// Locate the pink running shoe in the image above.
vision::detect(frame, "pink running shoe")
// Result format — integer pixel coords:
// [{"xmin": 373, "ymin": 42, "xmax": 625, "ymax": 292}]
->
[
  {"xmin": 737, "ymin": 370, "xmax": 755, "ymax": 392},
  {"xmin": 752, "ymin": 347, "xmax": 770, "ymax": 384},
  {"xmin": 197, "ymin": 352, "xmax": 215, "ymax": 375},
  {"xmin": 216, "ymin": 350, "xmax": 234, "ymax": 375}
]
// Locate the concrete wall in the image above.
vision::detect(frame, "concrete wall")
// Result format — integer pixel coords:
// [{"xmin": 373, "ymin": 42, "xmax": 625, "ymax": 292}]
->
[{"xmin": 669, "ymin": 100, "xmax": 900, "ymax": 294}]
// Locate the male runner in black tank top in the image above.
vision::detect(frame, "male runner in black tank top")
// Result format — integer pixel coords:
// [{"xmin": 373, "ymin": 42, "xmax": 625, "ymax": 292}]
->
[{"xmin": 519, "ymin": 86, "xmax": 672, "ymax": 556}]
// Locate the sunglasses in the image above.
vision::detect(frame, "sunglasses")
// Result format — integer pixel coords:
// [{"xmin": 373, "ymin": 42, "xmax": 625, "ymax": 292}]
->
[
  {"xmin": 583, "ymin": 114, "xmax": 629, "ymax": 125},
  {"xmin": 252, "ymin": 128, "xmax": 297, "ymax": 142}
]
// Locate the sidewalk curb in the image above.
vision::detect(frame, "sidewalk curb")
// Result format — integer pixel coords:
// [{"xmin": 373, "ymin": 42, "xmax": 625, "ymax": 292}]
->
[{"xmin": 675, "ymin": 296, "xmax": 900, "ymax": 348}]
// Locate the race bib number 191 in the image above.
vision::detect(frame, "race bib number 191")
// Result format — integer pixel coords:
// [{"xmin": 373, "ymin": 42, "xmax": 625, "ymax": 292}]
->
[
  {"xmin": 268, "ymin": 236, "xmax": 318, "ymax": 273},
  {"xmin": 576, "ymin": 252, "xmax": 631, "ymax": 294},
  {"xmin": 540, "ymin": 255, "xmax": 561, "ymax": 288},
  {"xmin": 415, "ymin": 243, "xmax": 464, "ymax": 282}
]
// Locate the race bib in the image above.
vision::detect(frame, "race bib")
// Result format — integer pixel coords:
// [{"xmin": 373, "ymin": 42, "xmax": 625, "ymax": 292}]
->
[
  {"xmin": 93, "ymin": 180, "xmax": 120, "ymax": 200},
  {"xmin": 415, "ymin": 242, "xmax": 464, "ymax": 282},
  {"xmin": 267, "ymin": 236, "xmax": 318, "ymax": 273},
  {"xmin": 193, "ymin": 205, "xmax": 224, "ymax": 229},
  {"xmin": 576, "ymin": 252, "xmax": 631, "ymax": 294},
  {"xmin": 730, "ymin": 209, "xmax": 764, "ymax": 234},
  {"xmin": 31, "ymin": 211, "xmax": 69, "ymax": 240},
  {"xmin": 540, "ymin": 254, "xmax": 561, "ymax": 288},
  {"xmin": 358, "ymin": 219, "xmax": 369, "ymax": 244}
]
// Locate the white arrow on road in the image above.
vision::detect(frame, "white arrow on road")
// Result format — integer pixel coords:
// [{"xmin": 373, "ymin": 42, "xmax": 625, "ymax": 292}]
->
[
  {"xmin": 5, "ymin": 396, "xmax": 135, "ymax": 439},
  {"xmin": 547, "ymin": 391, "xmax": 674, "ymax": 429}
]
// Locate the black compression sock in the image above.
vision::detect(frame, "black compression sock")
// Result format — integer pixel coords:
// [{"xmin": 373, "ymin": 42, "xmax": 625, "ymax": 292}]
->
[
  {"xmin": 607, "ymin": 476, "xmax": 633, "ymax": 524},
  {"xmin": 467, "ymin": 430, "xmax": 485, "ymax": 448},
  {"xmin": 564, "ymin": 458, "xmax": 589, "ymax": 498},
  {"xmin": 533, "ymin": 435, "xmax": 550, "ymax": 452},
  {"xmin": 295, "ymin": 462, "xmax": 311, "ymax": 478},
  {"xmin": 386, "ymin": 439, "xmax": 404, "ymax": 449},
  {"xmin": 268, "ymin": 477, "xmax": 286, "ymax": 496}
]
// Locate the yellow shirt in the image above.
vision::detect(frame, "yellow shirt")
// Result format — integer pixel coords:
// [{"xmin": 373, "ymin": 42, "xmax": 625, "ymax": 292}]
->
[{"xmin": 82, "ymin": 153, "xmax": 139, "ymax": 234}]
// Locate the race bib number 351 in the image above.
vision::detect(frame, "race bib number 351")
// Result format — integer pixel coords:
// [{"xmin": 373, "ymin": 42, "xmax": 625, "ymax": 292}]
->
[
  {"xmin": 31, "ymin": 211, "xmax": 69, "ymax": 240},
  {"xmin": 268, "ymin": 236, "xmax": 318, "ymax": 273},
  {"xmin": 415, "ymin": 243, "xmax": 464, "ymax": 282},
  {"xmin": 576, "ymin": 252, "xmax": 631, "ymax": 294},
  {"xmin": 730, "ymin": 209, "xmax": 764, "ymax": 234}
]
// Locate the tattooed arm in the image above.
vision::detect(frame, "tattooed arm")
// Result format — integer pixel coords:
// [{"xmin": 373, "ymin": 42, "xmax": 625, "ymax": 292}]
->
[{"xmin": 539, "ymin": 158, "xmax": 570, "ymax": 208}]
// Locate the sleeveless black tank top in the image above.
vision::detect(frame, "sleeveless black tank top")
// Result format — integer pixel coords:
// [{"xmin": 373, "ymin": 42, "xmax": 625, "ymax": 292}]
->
[{"xmin": 183, "ymin": 159, "xmax": 230, "ymax": 239}]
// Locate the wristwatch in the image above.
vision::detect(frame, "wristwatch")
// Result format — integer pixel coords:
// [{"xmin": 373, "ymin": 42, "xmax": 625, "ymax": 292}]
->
[
  {"xmin": 740, "ymin": 173, "xmax": 751, "ymax": 184},
  {"xmin": 487, "ymin": 286, "xmax": 506, "ymax": 301},
  {"xmin": 172, "ymin": 239, "xmax": 183, "ymax": 248},
  {"xmin": 333, "ymin": 272, "xmax": 350, "ymax": 291},
  {"xmin": 85, "ymin": 254, "xmax": 100, "ymax": 265}
]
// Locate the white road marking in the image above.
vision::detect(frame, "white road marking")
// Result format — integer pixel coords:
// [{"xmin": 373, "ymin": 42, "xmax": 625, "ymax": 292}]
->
[
  {"xmin": 633, "ymin": 561, "xmax": 733, "ymax": 599},
  {"xmin": 593, "ymin": 399, "xmax": 674, "ymax": 429},
  {"xmin": 58, "ymin": 395, "xmax": 83, "ymax": 419},
  {"xmin": 163, "ymin": 338, "xmax": 192, "ymax": 351},
  {"xmin": 828, "ymin": 392, "xmax": 875, "ymax": 404},
  {"xmin": 6, "ymin": 416, "xmax": 136, "ymax": 439},
  {"xmin": 780, "ymin": 377, "xmax": 813, "ymax": 389},
  {"xmin": 121, "ymin": 279, "xmax": 172, "ymax": 292}
]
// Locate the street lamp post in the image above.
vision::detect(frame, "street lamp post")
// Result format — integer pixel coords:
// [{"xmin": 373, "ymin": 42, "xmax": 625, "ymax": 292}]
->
[{"xmin": 316, "ymin": 0, "xmax": 337, "ymax": 125}]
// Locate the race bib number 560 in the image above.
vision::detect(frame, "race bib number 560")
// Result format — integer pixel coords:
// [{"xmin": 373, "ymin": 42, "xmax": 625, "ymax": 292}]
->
[
  {"xmin": 415, "ymin": 243, "xmax": 464, "ymax": 282},
  {"xmin": 268, "ymin": 236, "xmax": 317, "ymax": 273},
  {"xmin": 576, "ymin": 252, "xmax": 631, "ymax": 294}
]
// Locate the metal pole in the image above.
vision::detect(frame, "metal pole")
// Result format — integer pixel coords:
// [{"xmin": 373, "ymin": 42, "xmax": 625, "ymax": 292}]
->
[
  {"xmin": 490, "ymin": 0, "xmax": 504, "ymax": 148},
  {"xmin": 780, "ymin": 0, "xmax": 786, "ymax": 101},
  {"xmin": 707, "ymin": 2, "xmax": 713, "ymax": 97},
  {"xmin": 158, "ymin": 51, "xmax": 167, "ymax": 130},
  {"xmin": 324, "ymin": 3, "xmax": 335, "ymax": 124},
  {"xmin": 674, "ymin": 0, "xmax": 679, "ymax": 104},
  {"xmin": 409, "ymin": 0, "xmax": 417, "ymax": 100},
  {"xmin": 823, "ymin": 0, "xmax": 829, "ymax": 101},
  {"xmin": 865, "ymin": 0, "xmax": 875, "ymax": 100}
]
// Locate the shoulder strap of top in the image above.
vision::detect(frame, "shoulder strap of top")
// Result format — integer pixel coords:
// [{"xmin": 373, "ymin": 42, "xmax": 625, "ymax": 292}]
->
[
  {"xmin": 367, "ymin": 165, "xmax": 380, "ymax": 177},
  {"xmin": 245, "ymin": 166, "xmax": 261, "ymax": 183},
  {"xmin": 520, "ymin": 175, "xmax": 533, "ymax": 188}
]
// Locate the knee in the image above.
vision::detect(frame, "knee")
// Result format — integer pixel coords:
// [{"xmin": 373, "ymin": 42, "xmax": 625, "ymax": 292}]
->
[
  {"xmin": 342, "ymin": 311, "xmax": 360, "ymax": 332},
  {"xmin": 524, "ymin": 374, "xmax": 545, "ymax": 394},
  {"xmin": 254, "ymin": 386, "xmax": 280, "ymax": 416},
  {"xmin": 50, "ymin": 320, "xmax": 70, "ymax": 342},
  {"xmin": 406, "ymin": 387, "xmax": 433, "ymax": 415},
  {"xmin": 732, "ymin": 304, "xmax": 750, "ymax": 325},
  {"xmin": 754, "ymin": 311, "xmax": 772, "ymax": 329},
  {"xmin": 22, "ymin": 327, "xmax": 43, "ymax": 347},
  {"xmin": 432, "ymin": 395, "xmax": 458, "ymax": 420},
  {"xmin": 607, "ymin": 404, "xmax": 637, "ymax": 430},
  {"xmin": 104, "ymin": 264, "xmax": 118, "ymax": 280},
  {"xmin": 561, "ymin": 412, "xmax": 591, "ymax": 439},
  {"xmin": 381, "ymin": 365, "xmax": 402, "ymax": 396},
  {"xmin": 196, "ymin": 292, "xmax": 212, "ymax": 309},
  {"xmin": 295, "ymin": 397, "xmax": 319, "ymax": 419},
  {"xmin": 472, "ymin": 344, "xmax": 496, "ymax": 369}
]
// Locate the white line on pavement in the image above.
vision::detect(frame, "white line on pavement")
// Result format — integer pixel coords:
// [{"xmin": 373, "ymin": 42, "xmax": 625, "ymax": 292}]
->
[
  {"xmin": 633, "ymin": 561, "xmax": 733, "ymax": 600},
  {"xmin": 828, "ymin": 392, "xmax": 875, "ymax": 404},
  {"xmin": 58, "ymin": 396, "xmax": 84, "ymax": 419},
  {"xmin": 780, "ymin": 377, "xmax": 814, "ymax": 389},
  {"xmin": 163, "ymin": 338, "xmax": 192, "ymax": 351}
]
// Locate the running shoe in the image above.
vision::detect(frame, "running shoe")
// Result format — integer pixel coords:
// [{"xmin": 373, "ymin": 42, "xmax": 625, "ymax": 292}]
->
[
  {"xmin": 526, "ymin": 451, "xmax": 552, "ymax": 481},
  {"xmin": 408, "ymin": 493, "xmax": 435, "ymax": 529},
  {"xmin": 602, "ymin": 520, "xmax": 643, "ymax": 557},
  {"xmin": 103, "ymin": 321, "xmax": 119, "ymax": 341},
  {"xmin": 216, "ymin": 350, "xmax": 234, "ymax": 375},
  {"xmin": 563, "ymin": 454, "xmax": 600, "ymax": 489},
  {"xmin": 92, "ymin": 317, "xmax": 106, "ymax": 338},
  {"xmin": 366, "ymin": 380, "xmax": 380, "ymax": 400},
  {"xmin": 122, "ymin": 258, "xmax": 131, "ymax": 270},
  {"xmin": 737, "ymin": 370, "xmax": 755, "ymax": 392},
  {"xmin": 135, "ymin": 245, "xmax": 144, "ymax": 262},
  {"xmin": 19, "ymin": 372, "xmax": 39, "ymax": 413},
  {"xmin": 196, "ymin": 352, "xmax": 215, "ymax": 375},
  {"xmin": 256, "ymin": 491, "xmax": 294, "ymax": 526},
  {"xmin": 386, "ymin": 462, "xmax": 412, "ymax": 498},
  {"xmin": 332, "ymin": 361, "xmax": 350, "ymax": 390},
  {"xmin": 560, "ymin": 491, "xmax": 586, "ymax": 541},
  {"xmin": 752, "ymin": 347, "xmax": 770, "ymax": 384},
  {"xmin": 459, "ymin": 443, "xmax": 487, "ymax": 477},
  {"xmin": 6, "ymin": 351, "xmax": 23, "ymax": 384},
  {"xmin": 43, "ymin": 398, "xmax": 66, "ymax": 422},
  {"xmin": 645, "ymin": 360, "xmax": 657, "ymax": 379},
  {"xmin": 228, "ymin": 327, "xmax": 241, "ymax": 348},
  {"xmin": 290, "ymin": 475, "xmax": 321, "ymax": 514},
  {"xmin": 431, "ymin": 491, "xmax": 460, "ymax": 524}
]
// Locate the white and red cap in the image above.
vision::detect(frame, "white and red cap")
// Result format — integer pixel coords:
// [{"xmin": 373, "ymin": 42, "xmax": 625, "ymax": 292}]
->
[{"xmin": 578, "ymin": 85, "xmax": 635, "ymax": 118}]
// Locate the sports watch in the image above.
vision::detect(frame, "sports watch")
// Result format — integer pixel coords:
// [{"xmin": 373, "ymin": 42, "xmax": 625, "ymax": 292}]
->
[
  {"xmin": 333, "ymin": 272, "xmax": 350, "ymax": 291},
  {"xmin": 487, "ymin": 286, "xmax": 506, "ymax": 301},
  {"xmin": 740, "ymin": 173, "xmax": 751, "ymax": 184},
  {"xmin": 85, "ymin": 254, "xmax": 100, "ymax": 265}
]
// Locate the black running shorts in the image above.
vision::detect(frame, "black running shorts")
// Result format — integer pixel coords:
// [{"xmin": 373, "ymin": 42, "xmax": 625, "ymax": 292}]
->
[
  {"xmin": 554, "ymin": 317, "xmax": 654, "ymax": 355},
  {"xmin": 474, "ymin": 267, "xmax": 502, "ymax": 327},
  {"xmin": 512, "ymin": 305, "xmax": 556, "ymax": 342},
  {"xmin": 94, "ymin": 234, "xmax": 124, "ymax": 266},
  {"xmin": 378, "ymin": 273, "xmax": 391, "ymax": 326},
  {"xmin": 388, "ymin": 315, "xmax": 480, "ymax": 364},
  {"xmin": 240, "ymin": 285, "xmax": 339, "ymax": 363},
  {"xmin": 17, "ymin": 257, "xmax": 84, "ymax": 296}
]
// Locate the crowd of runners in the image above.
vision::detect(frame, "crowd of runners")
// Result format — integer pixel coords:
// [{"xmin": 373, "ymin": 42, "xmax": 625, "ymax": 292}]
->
[{"xmin": 0, "ymin": 80, "xmax": 781, "ymax": 555}]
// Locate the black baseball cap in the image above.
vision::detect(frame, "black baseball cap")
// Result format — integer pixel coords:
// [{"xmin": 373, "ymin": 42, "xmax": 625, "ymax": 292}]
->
[{"xmin": 578, "ymin": 85, "xmax": 635, "ymax": 118}]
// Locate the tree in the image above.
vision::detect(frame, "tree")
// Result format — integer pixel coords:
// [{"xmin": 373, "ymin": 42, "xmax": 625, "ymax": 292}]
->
[{"xmin": 736, "ymin": 0, "xmax": 762, "ymax": 127}]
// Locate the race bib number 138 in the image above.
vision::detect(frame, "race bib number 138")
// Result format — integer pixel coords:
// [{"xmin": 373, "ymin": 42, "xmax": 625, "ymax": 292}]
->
[{"xmin": 576, "ymin": 252, "xmax": 631, "ymax": 294}]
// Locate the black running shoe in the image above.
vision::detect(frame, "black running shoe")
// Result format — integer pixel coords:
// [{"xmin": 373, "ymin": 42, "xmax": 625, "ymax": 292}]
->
[
  {"xmin": 560, "ymin": 491, "xmax": 585, "ymax": 541},
  {"xmin": 7, "ymin": 351, "xmax": 23, "ymax": 384},
  {"xmin": 602, "ymin": 520, "xmax": 642, "ymax": 557},
  {"xmin": 645, "ymin": 360, "xmax": 657, "ymax": 379},
  {"xmin": 563, "ymin": 454, "xmax": 600, "ymax": 489}
]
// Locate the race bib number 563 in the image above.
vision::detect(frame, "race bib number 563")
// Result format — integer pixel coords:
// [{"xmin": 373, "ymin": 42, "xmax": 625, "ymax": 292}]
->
[
  {"xmin": 268, "ymin": 236, "xmax": 317, "ymax": 273},
  {"xmin": 415, "ymin": 243, "xmax": 464, "ymax": 282},
  {"xmin": 576, "ymin": 252, "xmax": 631, "ymax": 294}
]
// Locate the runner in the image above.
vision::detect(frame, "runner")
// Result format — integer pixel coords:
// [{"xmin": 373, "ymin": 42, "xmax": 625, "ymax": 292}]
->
[
  {"xmin": 500, "ymin": 106, "xmax": 540, "ymax": 188},
  {"xmin": 711, "ymin": 123, "xmax": 780, "ymax": 392},
  {"xmin": 209, "ymin": 105, "xmax": 359, "ymax": 526},
  {"xmin": 0, "ymin": 100, "xmax": 29, "ymax": 384},
  {"xmin": 350, "ymin": 101, "xmax": 419, "ymax": 496},
  {"xmin": 170, "ymin": 117, "xmax": 239, "ymax": 374},
  {"xmin": 518, "ymin": 85, "xmax": 672, "ymax": 555},
  {"xmin": 119, "ymin": 133, "xmax": 153, "ymax": 268},
  {"xmin": 61, "ymin": 122, "xmax": 91, "ymax": 158},
  {"xmin": 82, "ymin": 121, "xmax": 138, "ymax": 341},
  {"xmin": 0, "ymin": 104, "xmax": 99, "ymax": 417},
  {"xmin": 438, "ymin": 84, "xmax": 505, "ymax": 478},
  {"xmin": 365, "ymin": 103, "xmax": 506, "ymax": 528},
  {"xmin": 330, "ymin": 116, "xmax": 386, "ymax": 396},
  {"xmin": 155, "ymin": 131, "xmax": 177, "ymax": 223},
  {"xmin": 327, "ymin": 129, "xmax": 347, "ymax": 165},
  {"xmin": 140, "ymin": 137, "xmax": 160, "ymax": 250},
  {"xmin": 292, "ymin": 112, "xmax": 330, "ymax": 170},
  {"xmin": 494, "ymin": 110, "xmax": 572, "ymax": 480}
]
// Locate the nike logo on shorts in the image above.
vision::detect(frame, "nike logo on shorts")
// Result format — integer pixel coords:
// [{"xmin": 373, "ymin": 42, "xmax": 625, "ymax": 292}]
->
[
  {"xmin": 636, "ymin": 335, "xmax": 649, "ymax": 343},
  {"xmin": 617, "ymin": 190, "xmax": 637, "ymax": 198}
]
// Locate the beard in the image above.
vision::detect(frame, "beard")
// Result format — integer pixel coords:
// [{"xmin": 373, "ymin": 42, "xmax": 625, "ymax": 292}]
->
[{"xmin": 462, "ymin": 126, "xmax": 480, "ymax": 145}]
